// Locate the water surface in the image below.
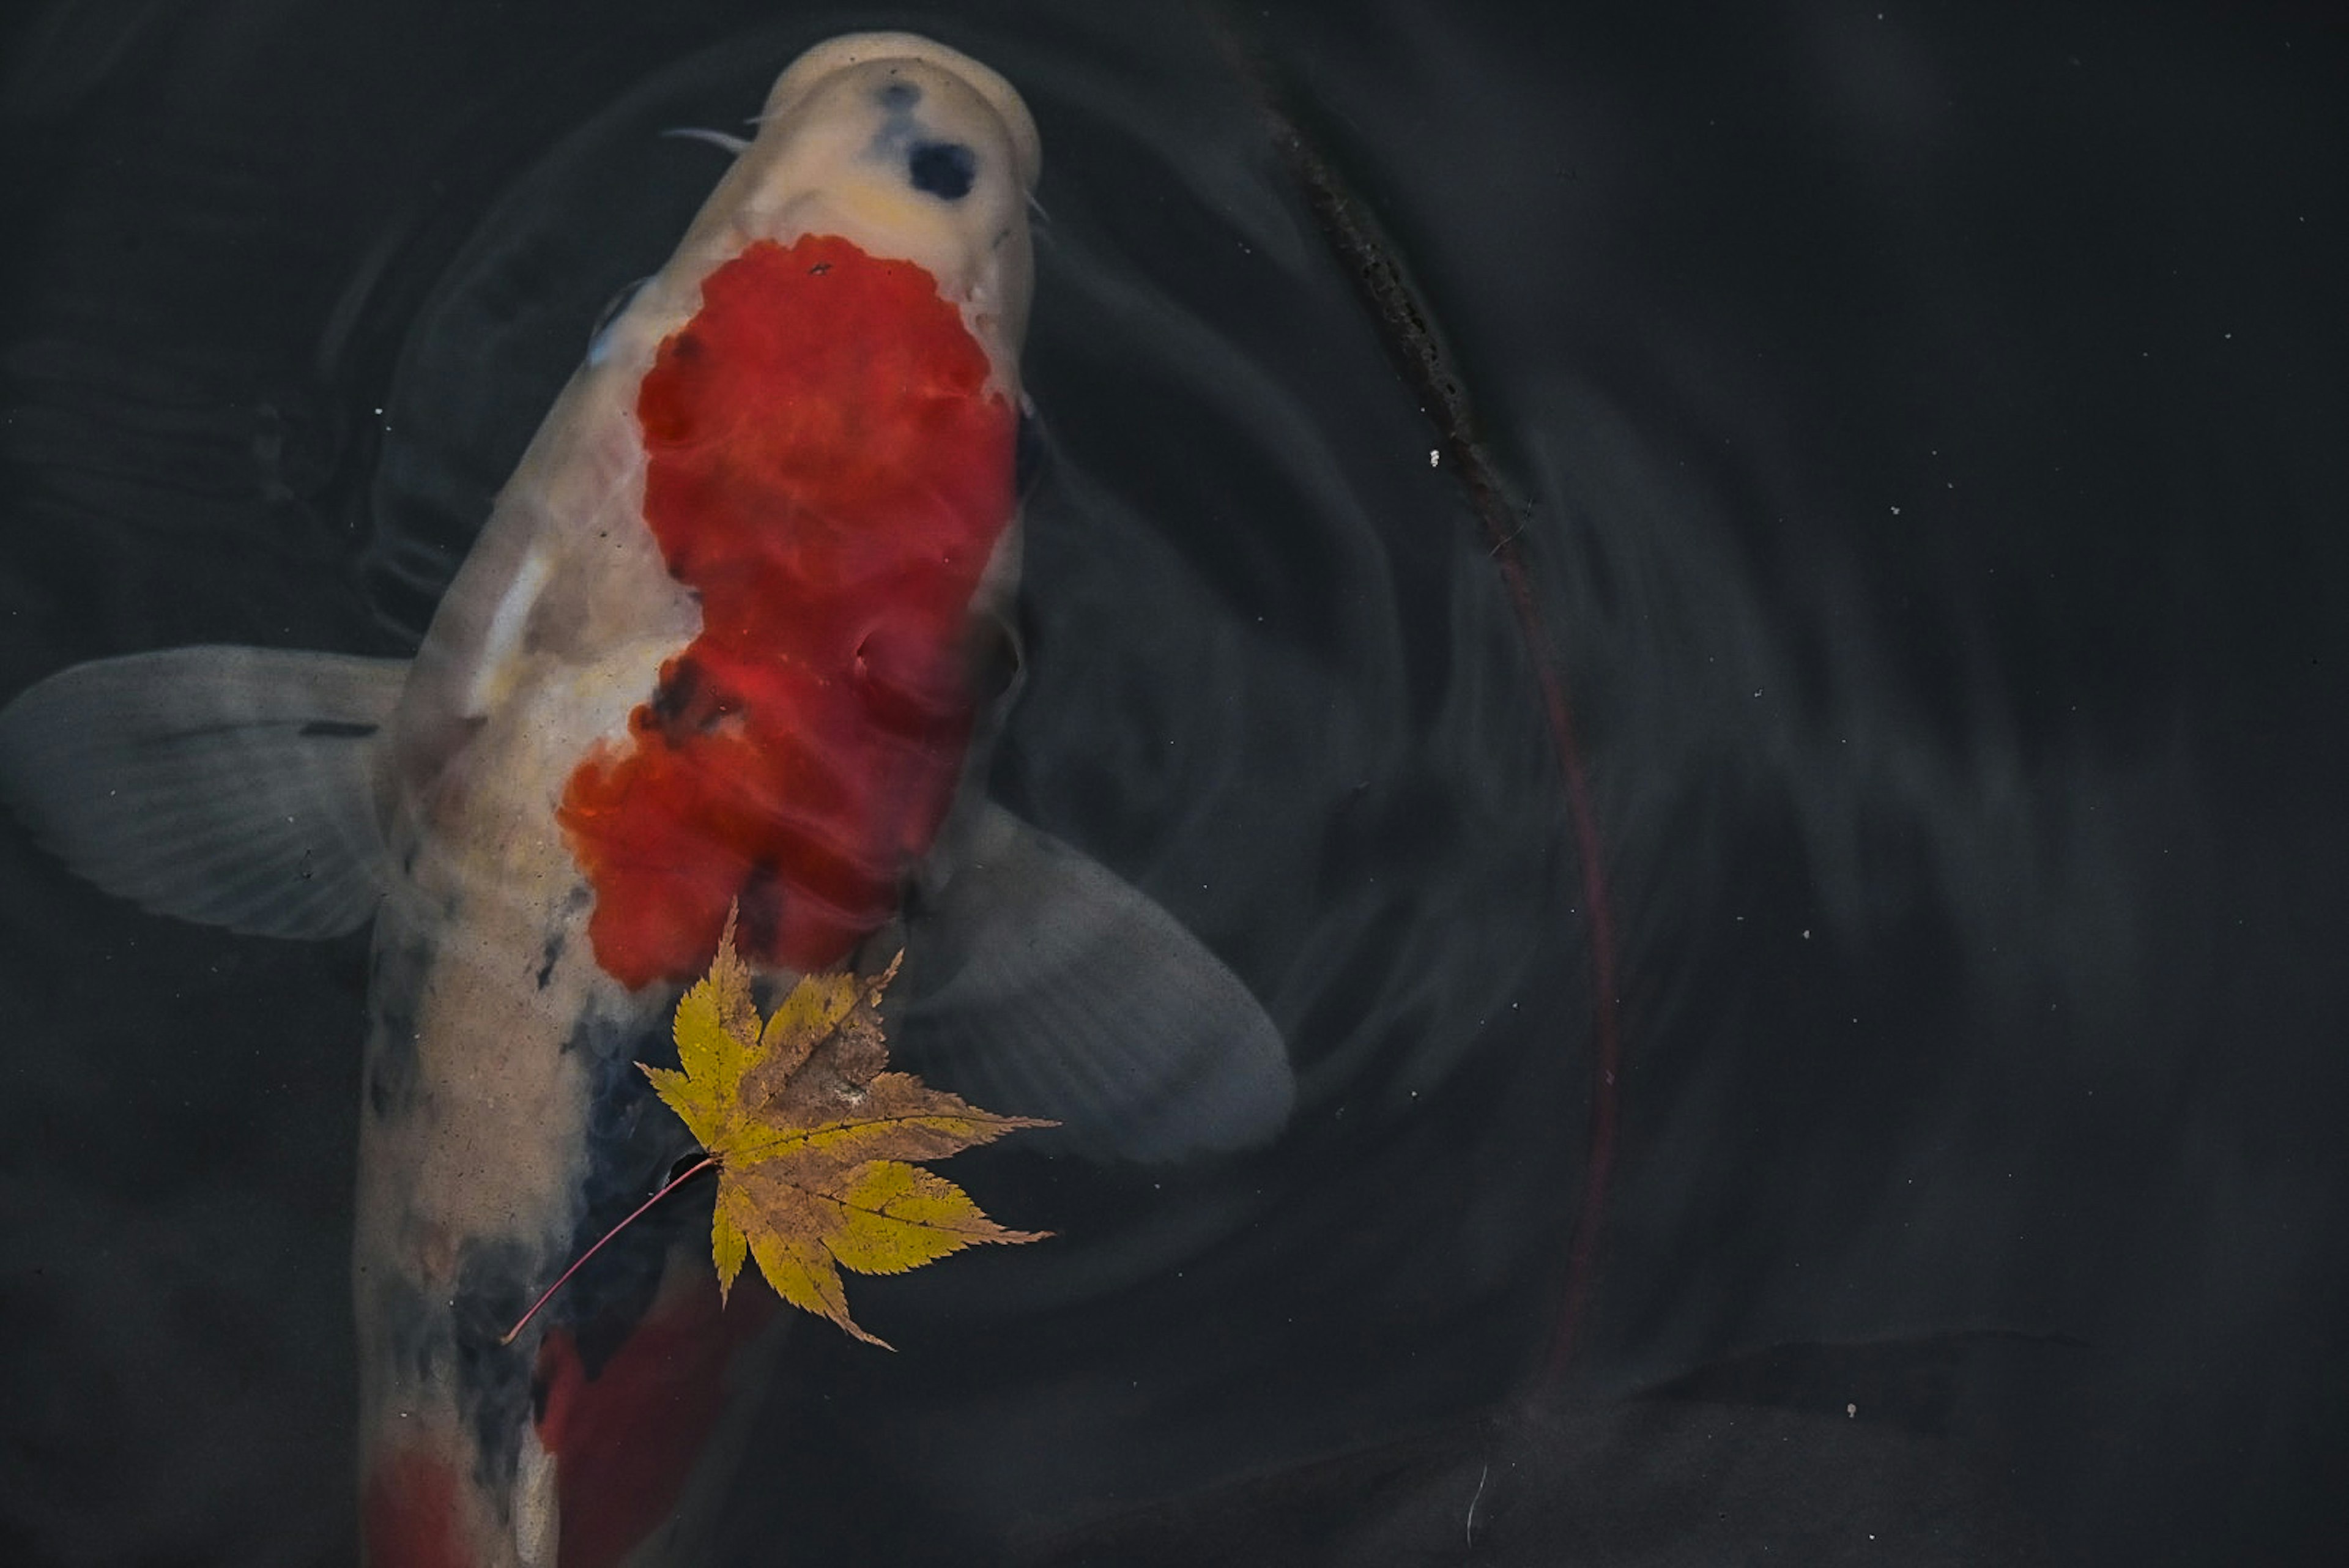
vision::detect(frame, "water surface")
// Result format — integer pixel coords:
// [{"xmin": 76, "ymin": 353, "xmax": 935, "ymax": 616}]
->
[{"xmin": 1, "ymin": 2, "xmax": 2342, "ymax": 1564}]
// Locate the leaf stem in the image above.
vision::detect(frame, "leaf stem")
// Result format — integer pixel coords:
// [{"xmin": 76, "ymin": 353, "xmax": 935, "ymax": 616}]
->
[{"xmin": 499, "ymin": 1155, "xmax": 718, "ymax": 1347}]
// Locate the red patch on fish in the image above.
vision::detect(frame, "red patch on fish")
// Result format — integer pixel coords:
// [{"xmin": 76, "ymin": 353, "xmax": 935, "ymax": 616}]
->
[
  {"xmin": 558, "ymin": 233, "xmax": 1015, "ymax": 988},
  {"xmin": 363, "ymin": 1448, "xmax": 473, "ymax": 1568},
  {"xmin": 532, "ymin": 1270, "xmax": 777, "ymax": 1568}
]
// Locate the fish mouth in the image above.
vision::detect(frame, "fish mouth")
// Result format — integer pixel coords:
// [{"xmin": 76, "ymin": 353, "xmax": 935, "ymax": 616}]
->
[{"xmin": 760, "ymin": 31, "xmax": 1041, "ymax": 194}]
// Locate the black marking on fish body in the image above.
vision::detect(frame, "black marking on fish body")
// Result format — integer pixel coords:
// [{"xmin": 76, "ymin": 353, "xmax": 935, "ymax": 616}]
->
[
  {"xmin": 366, "ymin": 1248, "xmax": 536, "ymax": 1503},
  {"xmin": 299, "ymin": 718, "xmax": 378, "ymax": 738},
  {"xmin": 362, "ymin": 954, "xmax": 684, "ymax": 1499},
  {"xmin": 363, "ymin": 924, "xmax": 435, "ymax": 1118},
  {"xmin": 447, "ymin": 1241, "xmax": 539, "ymax": 1499},
  {"xmin": 647, "ymin": 656, "xmax": 700, "ymax": 728},
  {"xmin": 648, "ymin": 655, "xmax": 738, "ymax": 743},
  {"xmin": 549, "ymin": 1005, "xmax": 702, "ymax": 1376},
  {"xmin": 876, "ymin": 80, "xmax": 920, "ymax": 111},
  {"xmin": 370, "ymin": 1277, "xmax": 450, "ymax": 1451},
  {"xmin": 559, "ymin": 1171, "xmax": 700, "ymax": 1377}
]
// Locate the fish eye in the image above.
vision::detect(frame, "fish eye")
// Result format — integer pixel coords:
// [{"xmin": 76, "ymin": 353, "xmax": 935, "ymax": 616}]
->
[{"xmin": 907, "ymin": 139, "xmax": 976, "ymax": 201}]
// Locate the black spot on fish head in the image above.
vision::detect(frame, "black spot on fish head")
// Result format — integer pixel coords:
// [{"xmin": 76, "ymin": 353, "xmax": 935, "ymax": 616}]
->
[
  {"xmin": 908, "ymin": 140, "xmax": 976, "ymax": 201},
  {"xmin": 875, "ymin": 80, "xmax": 919, "ymax": 111}
]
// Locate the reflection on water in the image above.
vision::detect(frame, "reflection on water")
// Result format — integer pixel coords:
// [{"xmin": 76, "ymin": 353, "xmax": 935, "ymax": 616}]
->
[{"xmin": 2, "ymin": 2, "xmax": 2343, "ymax": 1566}]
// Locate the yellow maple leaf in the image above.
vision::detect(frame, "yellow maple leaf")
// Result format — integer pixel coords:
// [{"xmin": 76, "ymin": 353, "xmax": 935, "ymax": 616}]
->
[{"xmin": 639, "ymin": 908, "xmax": 1053, "ymax": 1347}]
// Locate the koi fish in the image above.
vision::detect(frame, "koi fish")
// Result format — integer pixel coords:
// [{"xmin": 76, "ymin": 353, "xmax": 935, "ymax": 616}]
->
[{"xmin": 0, "ymin": 32, "xmax": 1291, "ymax": 1568}]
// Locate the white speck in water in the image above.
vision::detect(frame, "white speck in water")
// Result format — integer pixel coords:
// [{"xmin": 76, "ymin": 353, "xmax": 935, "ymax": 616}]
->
[{"xmin": 1429, "ymin": 449, "xmax": 1440, "ymax": 468}]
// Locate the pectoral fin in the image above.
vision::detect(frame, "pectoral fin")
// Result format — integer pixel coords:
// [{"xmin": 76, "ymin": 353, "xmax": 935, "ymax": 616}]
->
[
  {"xmin": 0, "ymin": 645, "xmax": 406, "ymax": 937},
  {"xmin": 896, "ymin": 804, "xmax": 1294, "ymax": 1163}
]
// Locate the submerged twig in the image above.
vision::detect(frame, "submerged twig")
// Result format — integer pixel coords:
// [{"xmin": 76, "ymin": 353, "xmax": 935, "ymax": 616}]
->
[{"xmin": 1203, "ymin": 5, "xmax": 1625, "ymax": 1391}]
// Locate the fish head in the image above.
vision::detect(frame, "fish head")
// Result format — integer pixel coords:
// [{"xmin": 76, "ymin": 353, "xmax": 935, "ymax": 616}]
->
[{"xmin": 672, "ymin": 31, "xmax": 1041, "ymax": 392}]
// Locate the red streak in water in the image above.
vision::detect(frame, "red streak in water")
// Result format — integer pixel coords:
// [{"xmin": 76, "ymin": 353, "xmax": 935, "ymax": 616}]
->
[
  {"xmin": 560, "ymin": 234, "xmax": 1015, "ymax": 988},
  {"xmin": 363, "ymin": 1449, "xmax": 472, "ymax": 1568},
  {"xmin": 533, "ymin": 1271, "xmax": 777, "ymax": 1568}
]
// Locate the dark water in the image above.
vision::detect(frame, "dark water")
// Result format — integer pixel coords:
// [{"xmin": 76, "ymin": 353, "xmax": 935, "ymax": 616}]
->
[{"xmin": 2, "ymin": 1, "xmax": 2343, "ymax": 1564}]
